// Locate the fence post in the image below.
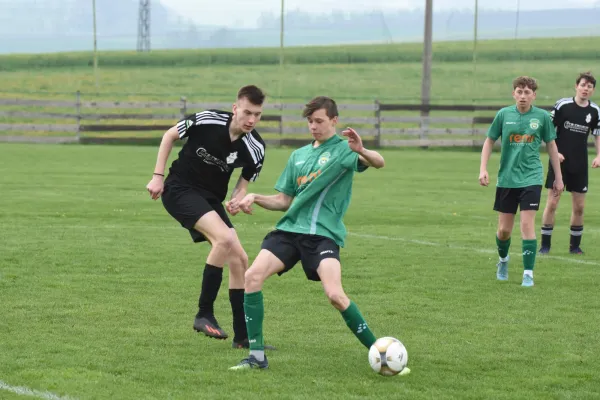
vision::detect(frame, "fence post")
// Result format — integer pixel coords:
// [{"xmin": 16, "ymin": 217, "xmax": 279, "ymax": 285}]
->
[
  {"xmin": 374, "ymin": 99, "xmax": 381, "ymax": 148},
  {"xmin": 180, "ymin": 96, "xmax": 187, "ymax": 118},
  {"xmin": 278, "ymin": 103, "xmax": 284, "ymax": 142},
  {"xmin": 75, "ymin": 91, "xmax": 81, "ymax": 142}
]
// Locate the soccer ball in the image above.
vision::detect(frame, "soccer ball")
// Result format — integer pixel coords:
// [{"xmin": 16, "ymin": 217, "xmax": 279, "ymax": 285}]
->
[{"xmin": 368, "ymin": 336, "xmax": 408, "ymax": 376}]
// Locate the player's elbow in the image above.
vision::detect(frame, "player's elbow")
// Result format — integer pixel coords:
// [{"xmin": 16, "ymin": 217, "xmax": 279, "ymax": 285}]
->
[
  {"xmin": 372, "ymin": 157, "xmax": 385, "ymax": 169},
  {"xmin": 279, "ymin": 193, "xmax": 293, "ymax": 211},
  {"xmin": 164, "ymin": 126, "xmax": 179, "ymax": 142}
]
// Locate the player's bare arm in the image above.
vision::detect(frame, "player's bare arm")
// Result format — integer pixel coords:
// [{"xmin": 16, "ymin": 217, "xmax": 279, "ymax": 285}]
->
[
  {"xmin": 226, "ymin": 175, "xmax": 250, "ymax": 215},
  {"xmin": 233, "ymin": 192, "xmax": 294, "ymax": 215},
  {"xmin": 479, "ymin": 137, "xmax": 495, "ymax": 186},
  {"xmin": 546, "ymin": 141, "xmax": 565, "ymax": 194},
  {"xmin": 593, "ymin": 136, "xmax": 600, "ymax": 168},
  {"xmin": 146, "ymin": 126, "xmax": 179, "ymax": 200},
  {"xmin": 342, "ymin": 127, "xmax": 385, "ymax": 168}
]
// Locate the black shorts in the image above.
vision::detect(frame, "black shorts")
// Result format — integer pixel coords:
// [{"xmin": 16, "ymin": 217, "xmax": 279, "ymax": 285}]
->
[
  {"xmin": 161, "ymin": 180, "xmax": 232, "ymax": 243},
  {"xmin": 545, "ymin": 164, "xmax": 588, "ymax": 193},
  {"xmin": 493, "ymin": 185, "xmax": 542, "ymax": 214},
  {"xmin": 261, "ymin": 230, "xmax": 340, "ymax": 281}
]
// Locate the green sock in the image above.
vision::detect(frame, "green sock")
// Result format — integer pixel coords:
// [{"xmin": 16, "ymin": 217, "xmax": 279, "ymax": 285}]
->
[
  {"xmin": 244, "ymin": 291, "xmax": 264, "ymax": 351},
  {"xmin": 523, "ymin": 239, "xmax": 537, "ymax": 271},
  {"xmin": 341, "ymin": 301, "xmax": 377, "ymax": 349},
  {"xmin": 496, "ymin": 236, "xmax": 511, "ymax": 259}
]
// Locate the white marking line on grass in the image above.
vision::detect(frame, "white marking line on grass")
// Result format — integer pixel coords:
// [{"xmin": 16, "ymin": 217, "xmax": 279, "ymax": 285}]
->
[
  {"xmin": 349, "ymin": 232, "xmax": 600, "ymax": 266},
  {"xmin": 0, "ymin": 380, "xmax": 75, "ymax": 400}
]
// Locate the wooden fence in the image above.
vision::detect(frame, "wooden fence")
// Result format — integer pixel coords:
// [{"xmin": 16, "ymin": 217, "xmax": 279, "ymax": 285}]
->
[{"xmin": 0, "ymin": 94, "xmax": 555, "ymax": 147}]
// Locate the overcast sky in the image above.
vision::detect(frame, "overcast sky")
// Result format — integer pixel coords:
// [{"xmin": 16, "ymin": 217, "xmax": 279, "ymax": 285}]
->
[{"xmin": 160, "ymin": 0, "xmax": 599, "ymax": 27}]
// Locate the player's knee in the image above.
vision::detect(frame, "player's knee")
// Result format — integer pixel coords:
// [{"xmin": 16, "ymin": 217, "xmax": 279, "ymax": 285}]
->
[
  {"xmin": 244, "ymin": 266, "xmax": 265, "ymax": 291},
  {"xmin": 325, "ymin": 289, "xmax": 348, "ymax": 310},
  {"xmin": 497, "ymin": 228, "xmax": 511, "ymax": 240},
  {"xmin": 213, "ymin": 232, "xmax": 235, "ymax": 253},
  {"xmin": 547, "ymin": 198, "xmax": 559, "ymax": 211},
  {"xmin": 573, "ymin": 205, "xmax": 584, "ymax": 217}
]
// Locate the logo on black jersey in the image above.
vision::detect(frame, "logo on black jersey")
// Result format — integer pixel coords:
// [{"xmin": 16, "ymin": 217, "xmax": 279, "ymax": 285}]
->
[
  {"xmin": 564, "ymin": 121, "xmax": 589, "ymax": 134},
  {"xmin": 196, "ymin": 147, "xmax": 230, "ymax": 172},
  {"xmin": 227, "ymin": 152, "xmax": 238, "ymax": 164},
  {"xmin": 586, "ymin": 113, "xmax": 592, "ymax": 123},
  {"xmin": 186, "ymin": 120, "xmax": 194, "ymax": 129}
]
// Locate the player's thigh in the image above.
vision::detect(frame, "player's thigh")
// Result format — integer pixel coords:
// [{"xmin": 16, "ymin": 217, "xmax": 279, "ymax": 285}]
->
[
  {"xmin": 161, "ymin": 184, "xmax": 227, "ymax": 241},
  {"xmin": 297, "ymin": 234, "xmax": 340, "ymax": 282},
  {"xmin": 518, "ymin": 185, "xmax": 542, "ymax": 212},
  {"xmin": 228, "ymin": 228, "xmax": 248, "ymax": 262},
  {"xmin": 258, "ymin": 230, "xmax": 301, "ymax": 278},
  {"xmin": 497, "ymin": 212, "xmax": 516, "ymax": 234},
  {"xmin": 245, "ymin": 249, "xmax": 287, "ymax": 286},
  {"xmin": 519, "ymin": 210, "xmax": 537, "ymax": 237},
  {"xmin": 194, "ymin": 211, "xmax": 234, "ymax": 245},
  {"xmin": 567, "ymin": 169, "xmax": 588, "ymax": 195},
  {"xmin": 316, "ymin": 258, "xmax": 343, "ymax": 292},
  {"xmin": 493, "ymin": 187, "xmax": 519, "ymax": 215},
  {"xmin": 544, "ymin": 163, "xmax": 556, "ymax": 190}
]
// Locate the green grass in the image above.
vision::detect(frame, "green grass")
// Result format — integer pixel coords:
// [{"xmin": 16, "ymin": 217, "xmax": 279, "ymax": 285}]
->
[
  {"xmin": 0, "ymin": 36, "xmax": 598, "ymax": 141},
  {"xmin": 1, "ymin": 144, "xmax": 600, "ymax": 399},
  {"xmin": 2, "ymin": 37, "xmax": 600, "ymax": 70}
]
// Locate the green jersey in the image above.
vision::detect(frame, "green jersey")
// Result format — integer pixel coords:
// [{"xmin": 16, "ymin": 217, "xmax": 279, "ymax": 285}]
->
[
  {"xmin": 487, "ymin": 105, "xmax": 556, "ymax": 188},
  {"xmin": 274, "ymin": 135, "xmax": 367, "ymax": 247}
]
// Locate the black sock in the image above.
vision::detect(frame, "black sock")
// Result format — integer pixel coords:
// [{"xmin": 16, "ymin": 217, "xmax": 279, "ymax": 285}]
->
[
  {"xmin": 197, "ymin": 264, "xmax": 223, "ymax": 318},
  {"xmin": 570, "ymin": 225, "xmax": 583, "ymax": 250},
  {"xmin": 229, "ymin": 289, "xmax": 247, "ymax": 342},
  {"xmin": 541, "ymin": 225, "xmax": 553, "ymax": 248}
]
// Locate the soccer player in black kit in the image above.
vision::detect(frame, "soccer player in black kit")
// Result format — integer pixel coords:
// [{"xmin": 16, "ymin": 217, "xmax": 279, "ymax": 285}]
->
[
  {"xmin": 540, "ymin": 72, "xmax": 600, "ymax": 254},
  {"xmin": 146, "ymin": 85, "xmax": 273, "ymax": 349}
]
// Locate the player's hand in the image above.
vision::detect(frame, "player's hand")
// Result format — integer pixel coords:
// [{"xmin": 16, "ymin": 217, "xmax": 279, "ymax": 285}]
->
[
  {"xmin": 592, "ymin": 156, "xmax": 600, "ymax": 168},
  {"xmin": 238, "ymin": 194, "xmax": 256, "ymax": 215},
  {"xmin": 558, "ymin": 153, "xmax": 565, "ymax": 163},
  {"xmin": 146, "ymin": 176, "xmax": 164, "ymax": 200},
  {"xmin": 342, "ymin": 127, "xmax": 364, "ymax": 153},
  {"xmin": 553, "ymin": 178, "xmax": 565, "ymax": 196},
  {"xmin": 479, "ymin": 170, "xmax": 489, "ymax": 186},
  {"xmin": 225, "ymin": 200, "xmax": 240, "ymax": 216}
]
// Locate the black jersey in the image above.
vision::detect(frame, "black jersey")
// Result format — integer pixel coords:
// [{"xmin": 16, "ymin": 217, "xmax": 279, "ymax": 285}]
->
[
  {"xmin": 551, "ymin": 97, "xmax": 600, "ymax": 172},
  {"xmin": 167, "ymin": 110, "xmax": 266, "ymax": 201}
]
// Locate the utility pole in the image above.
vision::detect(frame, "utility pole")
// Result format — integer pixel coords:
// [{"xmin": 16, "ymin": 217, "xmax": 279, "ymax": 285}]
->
[
  {"xmin": 137, "ymin": 0, "xmax": 151, "ymax": 52},
  {"xmin": 92, "ymin": 0, "xmax": 99, "ymax": 89},
  {"xmin": 420, "ymin": 0, "xmax": 433, "ymax": 141}
]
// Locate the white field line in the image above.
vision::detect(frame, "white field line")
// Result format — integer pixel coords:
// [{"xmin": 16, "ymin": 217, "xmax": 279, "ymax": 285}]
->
[
  {"xmin": 0, "ymin": 380, "xmax": 75, "ymax": 400},
  {"xmin": 348, "ymin": 232, "xmax": 600, "ymax": 266}
]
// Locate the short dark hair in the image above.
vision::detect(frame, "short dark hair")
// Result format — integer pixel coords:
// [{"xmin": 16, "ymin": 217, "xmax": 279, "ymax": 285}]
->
[
  {"xmin": 513, "ymin": 76, "xmax": 538, "ymax": 92},
  {"xmin": 576, "ymin": 71, "xmax": 596, "ymax": 88},
  {"xmin": 302, "ymin": 96, "xmax": 339, "ymax": 119},
  {"xmin": 237, "ymin": 85, "xmax": 266, "ymax": 105}
]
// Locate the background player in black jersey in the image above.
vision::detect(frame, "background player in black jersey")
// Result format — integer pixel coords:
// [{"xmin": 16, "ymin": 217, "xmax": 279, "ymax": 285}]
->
[
  {"xmin": 146, "ymin": 85, "xmax": 272, "ymax": 349},
  {"xmin": 540, "ymin": 72, "xmax": 600, "ymax": 254}
]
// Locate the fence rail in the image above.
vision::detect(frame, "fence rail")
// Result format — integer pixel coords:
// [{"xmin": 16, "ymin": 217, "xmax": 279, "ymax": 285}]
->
[{"xmin": 0, "ymin": 94, "xmax": 556, "ymax": 147}]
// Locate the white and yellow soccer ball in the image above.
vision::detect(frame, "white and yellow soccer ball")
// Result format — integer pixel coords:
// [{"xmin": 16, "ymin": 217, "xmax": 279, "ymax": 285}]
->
[{"xmin": 368, "ymin": 337, "xmax": 408, "ymax": 376}]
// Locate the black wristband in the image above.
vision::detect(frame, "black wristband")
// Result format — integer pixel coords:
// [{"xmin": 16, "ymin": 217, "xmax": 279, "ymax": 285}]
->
[{"xmin": 153, "ymin": 173, "xmax": 164, "ymax": 177}]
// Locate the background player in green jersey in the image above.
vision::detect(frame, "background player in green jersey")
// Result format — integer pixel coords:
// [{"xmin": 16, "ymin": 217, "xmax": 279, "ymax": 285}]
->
[
  {"xmin": 479, "ymin": 76, "xmax": 564, "ymax": 287},
  {"xmin": 227, "ymin": 96, "xmax": 385, "ymax": 370}
]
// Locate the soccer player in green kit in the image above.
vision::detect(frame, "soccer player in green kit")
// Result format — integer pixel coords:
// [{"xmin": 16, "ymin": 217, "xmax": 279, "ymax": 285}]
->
[
  {"xmin": 479, "ymin": 76, "xmax": 565, "ymax": 287},
  {"xmin": 228, "ymin": 96, "xmax": 385, "ymax": 370}
]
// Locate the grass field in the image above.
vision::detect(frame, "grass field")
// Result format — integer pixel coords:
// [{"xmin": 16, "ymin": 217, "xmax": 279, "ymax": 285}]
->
[
  {"xmin": 0, "ymin": 60, "xmax": 594, "ymax": 104},
  {"xmin": 1, "ymin": 144, "xmax": 600, "ymax": 399},
  {"xmin": 1, "ymin": 36, "xmax": 598, "ymax": 143}
]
